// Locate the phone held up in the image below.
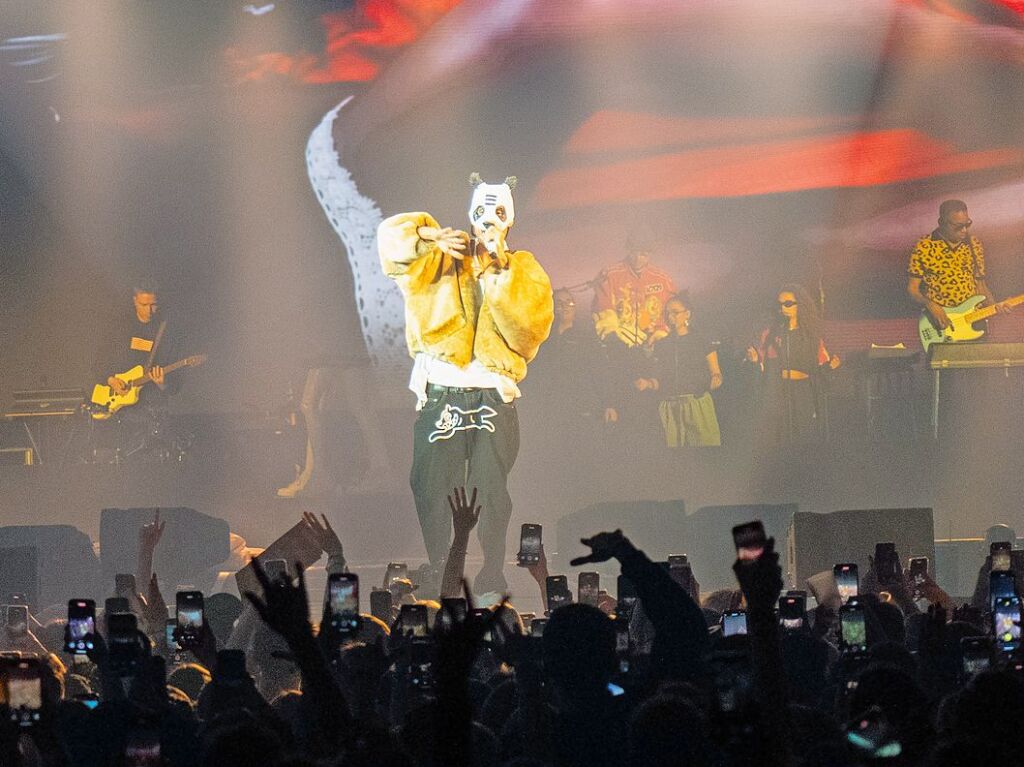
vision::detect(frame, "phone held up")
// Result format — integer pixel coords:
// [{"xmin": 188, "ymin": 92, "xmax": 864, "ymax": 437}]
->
[
  {"xmin": 833, "ymin": 563, "xmax": 859, "ymax": 604},
  {"xmin": 732, "ymin": 521, "xmax": 766, "ymax": 562},
  {"xmin": 65, "ymin": 600, "xmax": 96, "ymax": 655},
  {"xmin": 0, "ymin": 656, "xmax": 43, "ymax": 727},
  {"xmin": 176, "ymin": 591, "xmax": 204, "ymax": 649},
  {"xmin": 328, "ymin": 573, "xmax": 360, "ymax": 634},
  {"xmin": 517, "ymin": 524, "xmax": 543, "ymax": 567}
]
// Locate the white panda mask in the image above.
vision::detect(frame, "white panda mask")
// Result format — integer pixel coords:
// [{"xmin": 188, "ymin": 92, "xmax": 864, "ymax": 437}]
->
[{"xmin": 468, "ymin": 173, "xmax": 516, "ymax": 256}]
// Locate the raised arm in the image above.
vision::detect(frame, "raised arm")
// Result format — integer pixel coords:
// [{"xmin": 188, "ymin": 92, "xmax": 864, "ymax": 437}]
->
[
  {"xmin": 440, "ymin": 487, "xmax": 481, "ymax": 599},
  {"xmin": 572, "ymin": 530, "xmax": 708, "ymax": 682}
]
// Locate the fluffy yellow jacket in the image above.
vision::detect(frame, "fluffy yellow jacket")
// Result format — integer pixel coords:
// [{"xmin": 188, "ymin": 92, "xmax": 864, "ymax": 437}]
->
[{"xmin": 378, "ymin": 212, "xmax": 553, "ymax": 383}]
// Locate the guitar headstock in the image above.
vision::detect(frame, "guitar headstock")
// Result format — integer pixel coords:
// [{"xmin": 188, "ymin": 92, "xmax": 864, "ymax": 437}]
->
[{"xmin": 184, "ymin": 355, "xmax": 207, "ymax": 367}]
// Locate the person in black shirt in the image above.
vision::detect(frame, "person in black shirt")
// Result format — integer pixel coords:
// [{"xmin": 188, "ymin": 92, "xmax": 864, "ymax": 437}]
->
[
  {"xmin": 747, "ymin": 283, "xmax": 840, "ymax": 444},
  {"xmin": 635, "ymin": 293, "xmax": 722, "ymax": 446},
  {"xmin": 99, "ymin": 285, "xmax": 173, "ymax": 399}
]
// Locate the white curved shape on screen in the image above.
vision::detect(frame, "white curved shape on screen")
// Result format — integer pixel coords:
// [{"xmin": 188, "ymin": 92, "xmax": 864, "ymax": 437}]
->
[{"xmin": 305, "ymin": 98, "xmax": 407, "ymax": 371}]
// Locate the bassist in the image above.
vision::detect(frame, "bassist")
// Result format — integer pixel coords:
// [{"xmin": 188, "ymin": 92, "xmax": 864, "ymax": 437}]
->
[{"xmin": 907, "ymin": 199, "xmax": 1011, "ymax": 333}]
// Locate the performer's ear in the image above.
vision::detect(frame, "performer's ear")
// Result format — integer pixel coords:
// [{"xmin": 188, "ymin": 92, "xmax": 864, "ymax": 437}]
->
[{"xmin": 469, "ymin": 172, "xmax": 483, "ymax": 187}]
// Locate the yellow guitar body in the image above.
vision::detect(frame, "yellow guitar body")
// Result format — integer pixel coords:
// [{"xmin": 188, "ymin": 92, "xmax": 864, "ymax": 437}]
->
[{"xmin": 90, "ymin": 366, "xmax": 146, "ymax": 419}]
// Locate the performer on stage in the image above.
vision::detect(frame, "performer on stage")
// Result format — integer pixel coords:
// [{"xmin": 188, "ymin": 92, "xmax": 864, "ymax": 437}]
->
[
  {"xmin": 636, "ymin": 293, "xmax": 723, "ymax": 447},
  {"xmin": 907, "ymin": 199, "xmax": 1010, "ymax": 329},
  {"xmin": 748, "ymin": 283, "xmax": 840, "ymax": 444},
  {"xmin": 378, "ymin": 174, "xmax": 553, "ymax": 594},
  {"xmin": 591, "ymin": 223, "xmax": 677, "ymax": 348},
  {"xmin": 96, "ymin": 281, "xmax": 179, "ymax": 404}
]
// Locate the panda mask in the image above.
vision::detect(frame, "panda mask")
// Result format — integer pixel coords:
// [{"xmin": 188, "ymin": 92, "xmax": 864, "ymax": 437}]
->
[{"xmin": 468, "ymin": 173, "xmax": 516, "ymax": 256}]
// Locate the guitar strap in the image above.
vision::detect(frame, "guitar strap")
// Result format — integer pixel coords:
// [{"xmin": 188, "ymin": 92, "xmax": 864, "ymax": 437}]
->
[{"xmin": 145, "ymin": 321, "xmax": 167, "ymax": 370}]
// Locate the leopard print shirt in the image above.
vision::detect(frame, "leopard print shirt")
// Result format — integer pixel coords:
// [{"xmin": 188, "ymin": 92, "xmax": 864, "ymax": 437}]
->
[{"xmin": 908, "ymin": 231, "xmax": 985, "ymax": 307}]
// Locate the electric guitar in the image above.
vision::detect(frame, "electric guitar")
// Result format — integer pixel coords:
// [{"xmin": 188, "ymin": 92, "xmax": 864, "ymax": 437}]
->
[
  {"xmin": 919, "ymin": 293, "xmax": 1024, "ymax": 351},
  {"xmin": 90, "ymin": 355, "xmax": 206, "ymax": 419}
]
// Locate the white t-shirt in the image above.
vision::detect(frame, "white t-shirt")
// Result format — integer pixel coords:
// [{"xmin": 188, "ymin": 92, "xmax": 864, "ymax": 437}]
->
[{"xmin": 409, "ymin": 353, "xmax": 520, "ymax": 410}]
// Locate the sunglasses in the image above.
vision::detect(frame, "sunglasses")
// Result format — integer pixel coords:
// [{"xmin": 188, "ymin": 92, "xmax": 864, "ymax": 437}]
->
[
  {"xmin": 778, "ymin": 300, "xmax": 798, "ymax": 308},
  {"xmin": 944, "ymin": 219, "xmax": 972, "ymax": 230}
]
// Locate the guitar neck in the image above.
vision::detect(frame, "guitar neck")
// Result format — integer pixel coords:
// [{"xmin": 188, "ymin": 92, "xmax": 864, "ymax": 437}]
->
[
  {"xmin": 965, "ymin": 293, "xmax": 1024, "ymax": 323},
  {"xmin": 133, "ymin": 357, "xmax": 193, "ymax": 386}
]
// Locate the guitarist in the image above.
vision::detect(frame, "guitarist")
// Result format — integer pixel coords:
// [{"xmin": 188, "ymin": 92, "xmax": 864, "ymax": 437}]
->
[
  {"xmin": 907, "ymin": 199, "xmax": 1011, "ymax": 333},
  {"xmin": 97, "ymin": 282, "xmax": 180, "ymax": 406}
]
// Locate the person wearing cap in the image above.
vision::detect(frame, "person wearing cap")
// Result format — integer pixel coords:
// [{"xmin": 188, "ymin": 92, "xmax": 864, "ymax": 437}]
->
[
  {"xmin": 377, "ymin": 173, "xmax": 553, "ymax": 595},
  {"xmin": 591, "ymin": 223, "xmax": 678, "ymax": 348}
]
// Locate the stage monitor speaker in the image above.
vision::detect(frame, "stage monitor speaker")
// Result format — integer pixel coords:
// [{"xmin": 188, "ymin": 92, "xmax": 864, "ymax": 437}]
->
[
  {"xmin": 690, "ymin": 504, "xmax": 797, "ymax": 592},
  {"xmin": 0, "ymin": 526, "xmax": 99, "ymax": 608},
  {"xmin": 100, "ymin": 508, "xmax": 230, "ymax": 597},
  {"xmin": 786, "ymin": 508, "xmax": 934, "ymax": 589},
  {"xmin": 556, "ymin": 500, "xmax": 686, "ymax": 567}
]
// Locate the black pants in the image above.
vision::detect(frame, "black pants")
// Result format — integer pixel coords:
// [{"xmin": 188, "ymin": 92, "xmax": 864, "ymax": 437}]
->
[{"xmin": 411, "ymin": 385, "xmax": 520, "ymax": 582}]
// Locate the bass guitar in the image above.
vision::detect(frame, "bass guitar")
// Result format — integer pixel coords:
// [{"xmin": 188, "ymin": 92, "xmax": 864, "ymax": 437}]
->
[
  {"xmin": 90, "ymin": 355, "xmax": 206, "ymax": 419},
  {"xmin": 919, "ymin": 294, "xmax": 1024, "ymax": 351}
]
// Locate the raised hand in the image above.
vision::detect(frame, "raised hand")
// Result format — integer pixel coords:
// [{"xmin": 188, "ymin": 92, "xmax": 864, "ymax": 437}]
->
[
  {"xmin": 570, "ymin": 529, "xmax": 629, "ymax": 567},
  {"xmin": 303, "ymin": 511, "xmax": 344, "ymax": 558},
  {"xmin": 448, "ymin": 487, "xmax": 481, "ymax": 540},
  {"xmin": 245, "ymin": 558, "xmax": 312, "ymax": 645},
  {"xmin": 418, "ymin": 226, "xmax": 469, "ymax": 259},
  {"xmin": 138, "ymin": 509, "xmax": 165, "ymax": 554}
]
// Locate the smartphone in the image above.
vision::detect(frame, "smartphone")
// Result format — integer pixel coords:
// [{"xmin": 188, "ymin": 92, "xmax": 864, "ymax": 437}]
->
[
  {"xmin": 961, "ymin": 636, "xmax": 992, "ymax": 678},
  {"xmin": 115, "ymin": 573, "xmax": 137, "ymax": 597},
  {"xmin": 165, "ymin": 618, "xmax": 181, "ymax": 653},
  {"xmin": 530, "ymin": 617, "xmax": 548, "ymax": 637},
  {"xmin": 668, "ymin": 554, "xmax": 689, "ymax": 568},
  {"xmin": 833, "ymin": 563, "xmax": 859, "ymax": 604},
  {"xmin": 874, "ymin": 543, "xmax": 899, "ymax": 585},
  {"xmin": 545, "ymin": 575, "xmax": 571, "ymax": 614},
  {"xmin": 517, "ymin": 524, "xmax": 543, "ymax": 566},
  {"xmin": 5, "ymin": 605, "xmax": 28, "ymax": 639},
  {"xmin": 778, "ymin": 594, "xmax": 805, "ymax": 631},
  {"xmin": 438, "ymin": 597, "xmax": 467, "ymax": 634},
  {"xmin": 665, "ymin": 561, "xmax": 693, "ymax": 593},
  {"xmin": 732, "ymin": 521, "xmax": 766, "ymax": 562},
  {"xmin": 385, "ymin": 562, "xmax": 409, "ymax": 588},
  {"xmin": 107, "ymin": 612, "xmax": 140, "ymax": 676},
  {"xmin": 263, "ymin": 559, "xmax": 288, "ymax": 583},
  {"xmin": 469, "ymin": 607, "xmax": 496, "ymax": 643},
  {"xmin": 399, "ymin": 604, "xmax": 428, "ymax": 637},
  {"xmin": 216, "ymin": 649, "xmax": 248, "ymax": 684},
  {"xmin": 66, "ymin": 600, "xmax": 96, "ymax": 655},
  {"xmin": 908, "ymin": 557, "xmax": 928, "ymax": 581},
  {"xmin": 124, "ymin": 729, "xmax": 161, "ymax": 767},
  {"xmin": 617, "ymin": 574, "xmax": 638, "ymax": 612},
  {"xmin": 370, "ymin": 588, "xmax": 393, "ymax": 624},
  {"xmin": 993, "ymin": 596, "xmax": 1022, "ymax": 652},
  {"xmin": 409, "ymin": 637, "xmax": 434, "ymax": 690},
  {"xmin": 990, "ymin": 570, "xmax": 1017, "ymax": 610},
  {"xmin": 991, "ymin": 542, "xmax": 1012, "ymax": 573},
  {"xmin": 722, "ymin": 610, "xmax": 748, "ymax": 637},
  {"xmin": 839, "ymin": 602, "xmax": 868, "ymax": 652},
  {"xmin": 0, "ymin": 657, "xmax": 42, "ymax": 726},
  {"xmin": 176, "ymin": 591, "xmax": 204, "ymax": 647},
  {"xmin": 578, "ymin": 572, "xmax": 600, "ymax": 607},
  {"xmin": 328, "ymin": 573, "xmax": 360, "ymax": 633}
]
